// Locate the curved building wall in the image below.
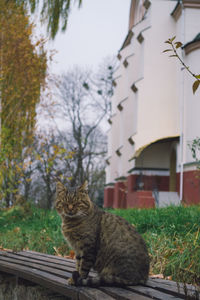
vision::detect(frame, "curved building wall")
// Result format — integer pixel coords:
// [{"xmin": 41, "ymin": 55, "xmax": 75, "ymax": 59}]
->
[{"xmin": 105, "ymin": 0, "xmax": 200, "ymax": 207}]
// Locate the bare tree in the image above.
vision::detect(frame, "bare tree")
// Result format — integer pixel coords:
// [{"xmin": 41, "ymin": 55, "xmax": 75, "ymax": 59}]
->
[
  {"xmin": 30, "ymin": 133, "xmax": 73, "ymax": 209},
  {"xmin": 55, "ymin": 61, "xmax": 115, "ymax": 204}
]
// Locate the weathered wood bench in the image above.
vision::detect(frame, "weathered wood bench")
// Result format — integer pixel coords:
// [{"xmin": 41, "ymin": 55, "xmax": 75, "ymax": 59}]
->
[{"xmin": 0, "ymin": 250, "xmax": 199, "ymax": 300}]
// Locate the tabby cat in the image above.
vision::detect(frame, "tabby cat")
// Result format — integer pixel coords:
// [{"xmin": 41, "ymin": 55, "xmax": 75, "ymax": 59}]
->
[{"xmin": 55, "ymin": 180, "xmax": 149, "ymax": 287}]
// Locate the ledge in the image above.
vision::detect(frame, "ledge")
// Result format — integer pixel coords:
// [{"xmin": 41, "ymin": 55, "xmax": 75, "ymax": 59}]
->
[
  {"xmin": 107, "ymin": 118, "xmax": 112, "ymax": 125},
  {"xmin": 143, "ymin": 0, "xmax": 151, "ymax": 10},
  {"xmin": 131, "ymin": 83, "xmax": 138, "ymax": 93},
  {"xmin": 128, "ymin": 167, "xmax": 169, "ymax": 174},
  {"xmin": 117, "ymin": 103, "xmax": 123, "ymax": 111},
  {"xmin": 137, "ymin": 32, "xmax": 144, "ymax": 44},
  {"xmin": 183, "ymin": 0, "xmax": 200, "ymax": 9},
  {"xmin": 115, "ymin": 176, "xmax": 127, "ymax": 182},
  {"xmin": 183, "ymin": 33, "xmax": 200, "ymax": 55},
  {"xmin": 117, "ymin": 53, "xmax": 122, "ymax": 60},
  {"xmin": 128, "ymin": 136, "xmax": 135, "ymax": 145},
  {"xmin": 115, "ymin": 146, "xmax": 123, "ymax": 157},
  {"xmin": 104, "ymin": 182, "xmax": 115, "ymax": 187},
  {"xmin": 116, "ymin": 149, "xmax": 122, "ymax": 157},
  {"xmin": 171, "ymin": 0, "xmax": 200, "ymax": 21},
  {"xmin": 105, "ymin": 158, "xmax": 110, "ymax": 165},
  {"xmin": 123, "ymin": 59, "xmax": 129, "ymax": 68},
  {"xmin": 112, "ymin": 80, "xmax": 117, "ymax": 87},
  {"xmin": 171, "ymin": 1, "xmax": 182, "ymax": 20},
  {"xmin": 120, "ymin": 30, "xmax": 134, "ymax": 51},
  {"xmin": 117, "ymin": 97, "xmax": 128, "ymax": 112}
]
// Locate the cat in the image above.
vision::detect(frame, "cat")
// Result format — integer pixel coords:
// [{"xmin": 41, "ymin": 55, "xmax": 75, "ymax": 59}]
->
[{"xmin": 55, "ymin": 180, "xmax": 149, "ymax": 287}]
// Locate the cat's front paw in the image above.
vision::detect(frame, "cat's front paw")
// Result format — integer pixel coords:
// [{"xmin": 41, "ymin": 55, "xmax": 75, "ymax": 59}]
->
[
  {"xmin": 67, "ymin": 277, "xmax": 76, "ymax": 286},
  {"xmin": 68, "ymin": 271, "xmax": 81, "ymax": 286}
]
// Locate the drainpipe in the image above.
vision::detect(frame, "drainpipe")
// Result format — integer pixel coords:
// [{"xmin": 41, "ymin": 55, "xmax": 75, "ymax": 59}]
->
[{"xmin": 179, "ymin": 0, "xmax": 185, "ymax": 202}]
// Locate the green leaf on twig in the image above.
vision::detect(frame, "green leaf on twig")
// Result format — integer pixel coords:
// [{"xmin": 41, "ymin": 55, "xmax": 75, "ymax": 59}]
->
[
  {"xmin": 170, "ymin": 36, "xmax": 176, "ymax": 42},
  {"xmin": 175, "ymin": 42, "xmax": 183, "ymax": 49},
  {"xmin": 163, "ymin": 49, "xmax": 172, "ymax": 53},
  {"xmin": 192, "ymin": 80, "xmax": 200, "ymax": 94}
]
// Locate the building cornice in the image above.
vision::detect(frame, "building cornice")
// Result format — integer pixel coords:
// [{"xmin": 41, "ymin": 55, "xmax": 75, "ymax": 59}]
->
[
  {"xmin": 184, "ymin": 40, "xmax": 200, "ymax": 55},
  {"xmin": 129, "ymin": 0, "xmax": 136, "ymax": 31},
  {"xmin": 171, "ymin": 1, "xmax": 182, "ymax": 20},
  {"xmin": 184, "ymin": 33, "xmax": 200, "ymax": 55},
  {"xmin": 183, "ymin": 0, "xmax": 200, "ymax": 9},
  {"xmin": 120, "ymin": 31, "xmax": 134, "ymax": 51},
  {"xmin": 171, "ymin": 0, "xmax": 200, "ymax": 21},
  {"xmin": 116, "ymin": 146, "xmax": 123, "ymax": 157}
]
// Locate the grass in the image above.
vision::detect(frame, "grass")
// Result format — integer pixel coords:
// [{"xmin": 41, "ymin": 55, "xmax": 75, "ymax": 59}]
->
[
  {"xmin": 0, "ymin": 204, "xmax": 199, "ymax": 288},
  {"xmin": 111, "ymin": 206, "xmax": 200, "ymax": 286},
  {"xmin": 0, "ymin": 204, "xmax": 68, "ymax": 255}
]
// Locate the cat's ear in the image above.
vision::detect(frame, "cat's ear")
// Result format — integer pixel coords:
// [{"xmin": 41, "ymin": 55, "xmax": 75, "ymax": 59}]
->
[
  {"xmin": 78, "ymin": 181, "xmax": 88, "ymax": 192},
  {"xmin": 56, "ymin": 181, "xmax": 67, "ymax": 194}
]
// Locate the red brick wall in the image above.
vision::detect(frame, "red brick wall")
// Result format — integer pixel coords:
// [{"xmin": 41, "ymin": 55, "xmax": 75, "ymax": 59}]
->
[
  {"xmin": 182, "ymin": 170, "xmax": 200, "ymax": 205},
  {"xmin": 104, "ymin": 177, "xmax": 155, "ymax": 209},
  {"xmin": 104, "ymin": 170, "xmax": 200, "ymax": 208},
  {"xmin": 127, "ymin": 174, "xmax": 169, "ymax": 192},
  {"xmin": 113, "ymin": 181, "xmax": 127, "ymax": 209},
  {"xmin": 127, "ymin": 190, "xmax": 155, "ymax": 209},
  {"xmin": 104, "ymin": 187, "xmax": 114, "ymax": 208}
]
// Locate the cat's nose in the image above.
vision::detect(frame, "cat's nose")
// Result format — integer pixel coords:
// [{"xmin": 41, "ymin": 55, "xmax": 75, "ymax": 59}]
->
[{"xmin": 68, "ymin": 204, "xmax": 73, "ymax": 210}]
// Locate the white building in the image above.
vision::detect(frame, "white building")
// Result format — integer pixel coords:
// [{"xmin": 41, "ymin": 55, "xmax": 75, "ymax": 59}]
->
[{"xmin": 104, "ymin": 0, "xmax": 200, "ymax": 208}]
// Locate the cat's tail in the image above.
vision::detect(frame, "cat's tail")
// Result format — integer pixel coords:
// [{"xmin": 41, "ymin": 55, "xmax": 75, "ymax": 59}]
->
[{"xmin": 75, "ymin": 274, "xmax": 146, "ymax": 287}]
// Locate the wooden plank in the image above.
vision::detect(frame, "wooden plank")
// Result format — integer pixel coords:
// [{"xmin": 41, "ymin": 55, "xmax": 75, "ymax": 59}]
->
[
  {"xmin": 0, "ymin": 258, "xmax": 79, "ymax": 299},
  {"xmin": 10, "ymin": 250, "xmax": 97, "ymax": 277},
  {"xmin": 6, "ymin": 250, "xmax": 97, "ymax": 277},
  {"xmin": 0, "ymin": 251, "xmax": 115, "ymax": 300},
  {"xmin": 145, "ymin": 278, "xmax": 199, "ymax": 299},
  {"xmin": 79, "ymin": 287, "xmax": 116, "ymax": 300},
  {"xmin": 0, "ymin": 251, "xmax": 76, "ymax": 274},
  {"xmin": 100, "ymin": 287, "xmax": 152, "ymax": 300},
  {"xmin": 15, "ymin": 250, "xmax": 76, "ymax": 267},
  {"xmin": 25, "ymin": 250, "xmax": 76, "ymax": 265},
  {"xmin": 1, "ymin": 250, "xmax": 198, "ymax": 300},
  {"xmin": 127, "ymin": 285, "xmax": 183, "ymax": 300},
  {"xmin": 0, "ymin": 254, "xmax": 72, "ymax": 279}
]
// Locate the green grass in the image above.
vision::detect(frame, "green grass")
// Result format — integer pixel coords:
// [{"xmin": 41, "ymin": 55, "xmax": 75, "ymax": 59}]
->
[
  {"xmin": 0, "ymin": 205, "xmax": 68, "ymax": 255},
  {"xmin": 110, "ymin": 206, "xmax": 200, "ymax": 286},
  {"xmin": 0, "ymin": 204, "xmax": 199, "ymax": 287}
]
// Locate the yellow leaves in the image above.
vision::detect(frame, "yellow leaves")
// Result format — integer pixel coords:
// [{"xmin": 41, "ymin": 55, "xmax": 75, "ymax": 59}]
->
[
  {"xmin": 53, "ymin": 145, "xmax": 60, "ymax": 152},
  {"xmin": 25, "ymin": 178, "xmax": 32, "ymax": 183},
  {"xmin": 36, "ymin": 154, "xmax": 43, "ymax": 162},
  {"xmin": 65, "ymin": 151, "xmax": 75, "ymax": 160},
  {"xmin": 53, "ymin": 247, "xmax": 75, "ymax": 259},
  {"xmin": 0, "ymin": 0, "xmax": 47, "ymax": 158}
]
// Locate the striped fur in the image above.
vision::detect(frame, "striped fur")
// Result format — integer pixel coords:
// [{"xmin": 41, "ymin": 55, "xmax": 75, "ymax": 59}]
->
[{"xmin": 55, "ymin": 181, "xmax": 149, "ymax": 287}]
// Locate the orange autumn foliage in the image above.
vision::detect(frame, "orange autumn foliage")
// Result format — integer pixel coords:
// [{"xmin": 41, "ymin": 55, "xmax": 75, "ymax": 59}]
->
[
  {"xmin": 0, "ymin": 1, "xmax": 48, "ymax": 204},
  {"xmin": 0, "ymin": 0, "xmax": 47, "ymax": 154}
]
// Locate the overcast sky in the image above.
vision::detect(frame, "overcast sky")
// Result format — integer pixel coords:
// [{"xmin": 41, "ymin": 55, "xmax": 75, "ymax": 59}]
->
[{"xmin": 46, "ymin": 0, "xmax": 131, "ymax": 74}]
